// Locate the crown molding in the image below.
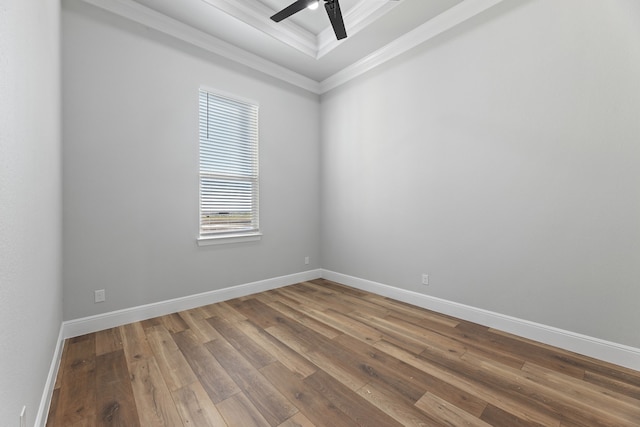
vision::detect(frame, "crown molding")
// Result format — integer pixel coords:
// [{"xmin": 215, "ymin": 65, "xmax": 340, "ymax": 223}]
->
[
  {"xmin": 80, "ymin": 0, "xmax": 322, "ymax": 93},
  {"xmin": 320, "ymin": 0, "xmax": 506, "ymax": 92},
  {"xmin": 201, "ymin": 0, "xmax": 403, "ymax": 60},
  {"xmin": 200, "ymin": 0, "xmax": 318, "ymax": 58},
  {"xmin": 78, "ymin": 0, "xmax": 506, "ymax": 95},
  {"xmin": 316, "ymin": 0, "xmax": 401, "ymax": 58}
]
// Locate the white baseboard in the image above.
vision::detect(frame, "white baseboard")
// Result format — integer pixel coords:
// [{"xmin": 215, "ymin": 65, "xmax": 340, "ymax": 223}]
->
[
  {"xmin": 62, "ymin": 269, "xmax": 322, "ymax": 339},
  {"xmin": 35, "ymin": 324, "xmax": 65, "ymax": 427},
  {"xmin": 41, "ymin": 266, "xmax": 638, "ymax": 426},
  {"xmin": 321, "ymin": 270, "xmax": 640, "ymax": 371},
  {"xmin": 40, "ymin": 269, "xmax": 321, "ymax": 426}
]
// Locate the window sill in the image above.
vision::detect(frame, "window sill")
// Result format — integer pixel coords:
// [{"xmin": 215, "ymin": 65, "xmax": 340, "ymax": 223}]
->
[{"xmin": 197, "ymin": 232, "xmax": 262, "ymax": 246}]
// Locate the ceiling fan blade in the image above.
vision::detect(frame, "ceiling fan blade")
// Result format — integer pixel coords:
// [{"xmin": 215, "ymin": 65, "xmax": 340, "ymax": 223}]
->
[
  {"xmin": 324, "ymin": 0, "xmax": 347, "ymax": 40},
  {"xmin": 271, "ymin": 0, "xmax": 315, "ymax": 22}
]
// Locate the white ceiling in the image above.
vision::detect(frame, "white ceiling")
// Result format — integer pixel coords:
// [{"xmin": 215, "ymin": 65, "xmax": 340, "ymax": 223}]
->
[{"xmin": 81, "ymin": 0, "xmax": 506, "ymax": 93}]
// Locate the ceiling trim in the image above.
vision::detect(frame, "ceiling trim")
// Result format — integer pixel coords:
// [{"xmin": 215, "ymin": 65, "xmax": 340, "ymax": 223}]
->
[
  {"xmin": 200, "ymin": 0, "xmax": 402, "ymax": 60},
  {"xmin": 80, "ymin": 0, "xmax": 322, "ymax": 93},
  {"xmin": 78, "ymin": 0, "xmax": 506, "ymax": 95},
  {"xmin": 320, "ymin": 0, "xmax": 507, "ymax": 92},
  {"xmin": 200, "ymin": 0, "xmax": 318, "ymax": 58},
  {"xmin": 315, "ymin": 0, "xmax": 402, "ymax": 59}
]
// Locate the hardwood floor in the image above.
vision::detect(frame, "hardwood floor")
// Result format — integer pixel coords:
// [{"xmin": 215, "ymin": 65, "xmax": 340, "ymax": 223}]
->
[{"xmin": 46, "ymin": 279, "xmax": 640, "ymax": 426}]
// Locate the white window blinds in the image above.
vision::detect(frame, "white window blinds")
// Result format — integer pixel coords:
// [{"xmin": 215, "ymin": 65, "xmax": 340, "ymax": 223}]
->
[{"xmin": 199, "ymin": 89, "xmax": 259, "ymax": 237}]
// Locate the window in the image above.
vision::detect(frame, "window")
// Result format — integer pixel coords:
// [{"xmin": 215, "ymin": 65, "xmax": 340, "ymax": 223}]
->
[{"xmin": 198, "ymin": 88, "xmax": 259, "ymax": 244}]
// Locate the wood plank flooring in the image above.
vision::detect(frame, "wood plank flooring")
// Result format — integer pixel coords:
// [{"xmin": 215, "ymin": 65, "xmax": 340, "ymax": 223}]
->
[{"xmin": 46, "ymin": 279, "xmax": 640, "ymax": 426}]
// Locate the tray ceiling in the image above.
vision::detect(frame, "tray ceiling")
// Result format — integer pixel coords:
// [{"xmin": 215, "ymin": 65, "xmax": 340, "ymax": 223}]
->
[{"xmin": 80, "ymin": 0, "xmax": 506, "ymax": 93}]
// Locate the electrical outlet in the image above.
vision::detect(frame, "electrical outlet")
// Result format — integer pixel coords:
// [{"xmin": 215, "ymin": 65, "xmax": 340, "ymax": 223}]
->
[
  {"xmin": 421, "ymin": 274, "xmax": 429, "ymax": 286},
  {"xmin": 20, "ymin": 406, "xmax": 26, "ymax": 427},
  {"xmin": 304, "ymin": 256, "xmax": 310, "ymax": 265},
  {"xmin": 94, "ymin": 289, "xmax": 106, "ymax": 303}
]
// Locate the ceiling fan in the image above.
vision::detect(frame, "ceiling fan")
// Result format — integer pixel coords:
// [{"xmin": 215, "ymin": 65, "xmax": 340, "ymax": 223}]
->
[{"xmin": 269, "ymin": 0, "xmax": 351, "ymax": 40}]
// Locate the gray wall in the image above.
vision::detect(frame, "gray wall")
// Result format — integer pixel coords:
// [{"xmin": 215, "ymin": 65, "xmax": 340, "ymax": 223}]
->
[
  {"xmin": 62, "ymin": 0, "xmax": 321, "ymax": 320},
  {"xmin": 0, "ymin": 0, "xmax": 62, "ymax": 424},
  {"xmin": 62, "ymin": 0, "xmax": 640, "ymax": 350},
  {"xmin": 321, "ymin": 0, "xmax": 640, "ymax": 348}
]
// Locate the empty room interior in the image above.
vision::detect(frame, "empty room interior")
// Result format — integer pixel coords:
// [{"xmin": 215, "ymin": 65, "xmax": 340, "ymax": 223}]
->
[{"xmin": 2, "ymin": 0, "xmax": 640, "ymax": 425}]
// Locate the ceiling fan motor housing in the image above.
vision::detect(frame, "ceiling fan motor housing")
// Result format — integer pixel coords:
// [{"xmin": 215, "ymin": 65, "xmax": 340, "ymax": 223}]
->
[{"xmin": 271, "ymin": 0, "xmax": 348, "ymax": 40}]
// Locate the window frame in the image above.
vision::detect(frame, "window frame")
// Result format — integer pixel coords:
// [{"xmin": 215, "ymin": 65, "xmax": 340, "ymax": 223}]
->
[{"xmin": 196, "ymin": 87, "xmax": 261, "ymax": 246}]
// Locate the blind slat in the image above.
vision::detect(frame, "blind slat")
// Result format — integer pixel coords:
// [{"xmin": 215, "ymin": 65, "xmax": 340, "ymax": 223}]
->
[{"xmin": 199, "ymin": 90, "xmax": 259, "ymax": 236}]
